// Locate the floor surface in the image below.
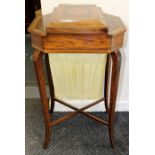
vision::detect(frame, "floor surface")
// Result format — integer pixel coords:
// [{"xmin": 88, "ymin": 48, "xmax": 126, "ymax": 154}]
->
[{"xmin": 25, "ymin": 99, "xmax": 129, "ymax": 155}]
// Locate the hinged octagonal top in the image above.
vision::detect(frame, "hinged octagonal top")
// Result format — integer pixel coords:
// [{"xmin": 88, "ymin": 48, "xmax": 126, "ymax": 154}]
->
[
  {"xmin": 28, "ymin": 4, "xmax": 126, "ymax": 36},
  {"xmin": 28, "ymin": 4, "xmax": 126, "ymax": 53}
]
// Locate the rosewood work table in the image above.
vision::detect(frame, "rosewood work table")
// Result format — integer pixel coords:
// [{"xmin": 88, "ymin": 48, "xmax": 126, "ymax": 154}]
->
[{"xmin": 28, "ymin": 4, "xmax": 126, "ymax": 149}]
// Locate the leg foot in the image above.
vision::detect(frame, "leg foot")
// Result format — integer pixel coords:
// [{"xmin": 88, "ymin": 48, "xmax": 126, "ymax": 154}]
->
[
  {"xmin": 109, "ymin": 124, "xmax": 115, "ymax": 149},
  {"xmin": 44, "ymin": 126, "xmax": 51, "ymax": 149}
]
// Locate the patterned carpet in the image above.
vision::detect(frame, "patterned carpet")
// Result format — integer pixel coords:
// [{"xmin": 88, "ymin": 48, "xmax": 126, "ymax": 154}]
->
[{"xmin": 25, "ymin": 99, "xmax": 129, "ymax": 155}]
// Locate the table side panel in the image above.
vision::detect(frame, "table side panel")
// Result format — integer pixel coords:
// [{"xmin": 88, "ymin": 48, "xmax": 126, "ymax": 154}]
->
[
  {"xmin": 31, "ymin": 34, "xmax": 44, "ymax": 51},
  {"xmin": 43, "ymin": 34, "xmax": 111, "ymax": 50},
  {"xmin": 30, "ymin": 33, "xmax": 125, "ymax": 53},
  {"xmin": 111, "ymin": 33, "xmax": 124, "ymax": 50}
]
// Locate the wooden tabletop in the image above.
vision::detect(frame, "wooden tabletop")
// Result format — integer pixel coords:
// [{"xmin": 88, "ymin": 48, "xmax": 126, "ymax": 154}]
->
[
  {"xmin": 28, "ymin": 4, "xmax": 126, "ymax": 37},
  {"xmin": 28, "ymin": 4, "xmax": 126, "ymax": 53}
]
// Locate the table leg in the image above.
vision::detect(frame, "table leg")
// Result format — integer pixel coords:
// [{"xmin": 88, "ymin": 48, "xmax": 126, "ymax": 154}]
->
[
  {"xmin": 33, "ymin": 50, "xmax": 51, "ymax": 149},
  {"xmin": 108, "ymin": 50, "xmax": 121, "ymax": 149},
  {"xmin": 104, "ymin": 54, "xmax": 110, "ymax": 113},
  {"xmin": 45, "ymin": 54, "xmax": 55, "ymax": 113}
]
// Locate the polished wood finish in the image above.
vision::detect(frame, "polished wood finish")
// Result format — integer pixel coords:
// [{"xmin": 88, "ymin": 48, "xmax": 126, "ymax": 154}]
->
[
  {"xmin": 28, "ymin": 5, "xmax": 126, "ymax": 36},
  {"xmin": 31, "ymin": 34, "xmax": 43, "ymax": 51},
  {"xmin": 45, "ymin": 54, "xmax": 55, "ymax": 113},
  {"xmin": 109, "ymin": 50, "xmax": 121, "ymax": 149},
  {"xmin": 47, "ymin": 5, "xmax": 108, "ymax": 33},
  {"xmin": 44, "ymin": 34, "xmax": 111, "ymax": 50},
  {"xmin": 29, "ymin": 4, "xmax": 126, "ymax": 149},
  {"xmin": 28, "ymin": 5, "xmax": 126, "ymax": 53},
  {"xmin": 33, "ymin": 49, "xmax": 121, "ymax": 149},
  {"xmin": 33, "ymin": 50, "xmax": 51, "ymax": 149},
  {"xmin": 104, "ymin": 54, "xmax": 110, "ymax": 113},
  {"xmin": 51, "ymin": 97, "xmax": 108, "ymax": 126},
  {"xmin": 33, "ymin": 51, "xmax": 110, "ymax": 148}
]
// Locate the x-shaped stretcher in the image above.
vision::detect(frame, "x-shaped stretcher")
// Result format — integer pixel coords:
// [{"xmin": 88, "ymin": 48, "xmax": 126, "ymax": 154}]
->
[{"xmin": 49, "ymin": 97, "xmax": 108, "ymax": 127}]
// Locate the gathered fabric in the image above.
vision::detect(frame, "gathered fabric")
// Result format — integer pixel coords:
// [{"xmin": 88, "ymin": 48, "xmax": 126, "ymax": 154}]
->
[{"xmin": 48, "ymin": 53, "xmax": 107, "ymax": 100}]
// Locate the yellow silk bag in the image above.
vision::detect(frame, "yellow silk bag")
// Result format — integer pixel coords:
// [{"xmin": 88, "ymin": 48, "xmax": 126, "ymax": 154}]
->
[{"xmin": 48, "ymin": 54, "xmax": 107, "ymax": 100}]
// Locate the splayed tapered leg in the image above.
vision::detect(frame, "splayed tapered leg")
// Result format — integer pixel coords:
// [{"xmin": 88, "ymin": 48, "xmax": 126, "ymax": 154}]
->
[
  {"xmin": 45, "ymin": 54, "xmax": 55, "ymax": 114},
  {"xmin": 104, "ymin": 54, "xmax": 110, "ymax": 113},
  {"xmin": 108, "ymin": 50, "xmax": 121, "ymax": 149},
  {"xmin": 33, "ymin": 50, "xmax": 51, "ymax": 149}
]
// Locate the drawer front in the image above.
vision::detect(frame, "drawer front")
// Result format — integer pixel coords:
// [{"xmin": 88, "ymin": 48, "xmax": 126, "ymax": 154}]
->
[{"xmin": 43, "ymin": 34, "xmax": 111, "ymax": 50}]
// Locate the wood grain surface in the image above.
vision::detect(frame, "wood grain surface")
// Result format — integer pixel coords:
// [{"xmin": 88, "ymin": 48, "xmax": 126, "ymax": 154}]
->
[{"xmin": 44, "ymin": 34, "xmax": 110, "ymax": 50}]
